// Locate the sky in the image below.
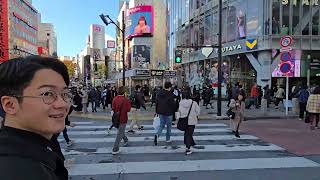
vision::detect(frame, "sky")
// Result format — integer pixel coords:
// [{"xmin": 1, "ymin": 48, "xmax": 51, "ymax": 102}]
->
[{"xmin": 33, "ymin": 0, "xmax": 119, "ymax": 57}]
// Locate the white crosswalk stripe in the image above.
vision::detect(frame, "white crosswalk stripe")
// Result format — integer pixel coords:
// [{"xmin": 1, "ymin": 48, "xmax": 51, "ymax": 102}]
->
[{"xmin": 62, "ymin": 121, "xmax": 320, "ymax": 178}]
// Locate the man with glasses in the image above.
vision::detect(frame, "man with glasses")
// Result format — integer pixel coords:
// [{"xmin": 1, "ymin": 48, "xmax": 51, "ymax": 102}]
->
[{"xmin": 0, "ymin": 56, "xmax": 71, "ymax": 180}]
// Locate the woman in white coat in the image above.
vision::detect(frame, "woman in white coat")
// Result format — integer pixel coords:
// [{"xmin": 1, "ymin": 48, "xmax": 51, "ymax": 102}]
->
[{"xmin": 178, "ymin": 90, "xmax": 200, "ymax": 155}]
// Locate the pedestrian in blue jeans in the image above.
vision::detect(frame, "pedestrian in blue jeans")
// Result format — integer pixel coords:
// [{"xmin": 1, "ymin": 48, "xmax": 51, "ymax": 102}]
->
[{"xmin": 154, "ymin": 82, "xmax": 176, "ymax": 145}]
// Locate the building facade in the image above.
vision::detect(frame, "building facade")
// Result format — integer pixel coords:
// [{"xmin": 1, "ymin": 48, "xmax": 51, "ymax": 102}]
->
[
  {"xmin": 38, "ymin": 23, "xmax": 57, "ymax": 57},
  {"xmin": 8, "ymin": 0, "xmax": 39, "ymax": 58},
  {"xmin": 168, "ymin": 0, "xmax": 320, "ymax": 94},
  {"xmin": 114, "ymin": 0, "xmax": 169, "ymax": 88}
]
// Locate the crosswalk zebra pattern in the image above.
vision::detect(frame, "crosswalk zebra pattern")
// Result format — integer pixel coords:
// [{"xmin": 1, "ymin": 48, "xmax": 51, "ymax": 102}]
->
[{"xmin": 60, "ymin": 120, "xmax": 320, "ymax": 179}]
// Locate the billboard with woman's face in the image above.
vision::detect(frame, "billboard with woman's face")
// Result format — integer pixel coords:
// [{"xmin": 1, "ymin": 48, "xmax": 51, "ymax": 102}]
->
[{"xmin": 126, "ymin": 5, "xmax": 154, "ymax": 38}]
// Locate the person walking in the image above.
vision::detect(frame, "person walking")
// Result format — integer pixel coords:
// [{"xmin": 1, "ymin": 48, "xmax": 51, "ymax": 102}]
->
[
  {"xmin": 274, "ymin": 85, "xmax": 285, "ymax": 109},
  {"xmin": 80, "ymin": 87, "xmax": 89, "ymax": 113},
  {"xmin": 63, "ymin": 105, "xmax": 76, "ymax": 146},
  {"xmin": 89, "ymin": 87, "xmax": 98, "ymax": 112},
  {"xmin": 263, "ymin": 84, "xmax": 271, "ymax": 108},
  {"xmin": 229, "ymin": 94, "xmax": 245, "ymax": 138},
  {"xmin": 306, "ymin": 86, "xmax": 320, "ymax": 130},
  {"xmin": 128, "ymin": 85, "xmax": 146, "ymax": 134},
  {"xmin": 73, "ymin": 90, "xmax": 83, "ymax": 112},
  {"xmin": 150, "ymin": 87, "xmax": 157, "ymax": 107},
  {"xmin": 178, "ymin": 90, "xmax": 200, "ymax": 155},
  {"xmin": 192, "ymin": 85, "xmax": 201, "ymax": 105},
  {"xmin": 154, "ymin": 82, "xmax": 176, "ymax": 145},
  {"xmin": 298, "ymin": 84, "xmax": 309, "ymax": 121},
  {"xmin": 172, "ymin": 85, "xmax": 181, "ymax": 125},
  {"xmin": 111, "ymin": 86, "xmax": 132, "ymax": 155},
  {"xmin": 204, "ymin": 84, "xmax": 214, "ymax": 109},
  {"xmin": 250, "ymin": 83, "xmax": 259, "ymax": 109}
]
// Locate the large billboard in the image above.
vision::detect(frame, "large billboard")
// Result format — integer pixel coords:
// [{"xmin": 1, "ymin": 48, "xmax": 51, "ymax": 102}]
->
[
  {"xmin": 0, "ymin": 0, "xmax": 9, "ymax": 63},
  {"xmin": 132, "ymin": 45, "xmax": 151, "ymax": 68},
  {"xmin": 126, "ymin": 5, "xmax": 154, "ymax": 38}
]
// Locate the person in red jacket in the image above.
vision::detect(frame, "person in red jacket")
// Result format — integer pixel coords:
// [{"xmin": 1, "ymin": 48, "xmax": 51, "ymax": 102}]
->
[
  {"xmin": 111, "ymin": 86, "xmax": 131, "ymax": 155},
  {"xmin": 250, "ymin": 83, "xmax": 259, "ymax": 109}
]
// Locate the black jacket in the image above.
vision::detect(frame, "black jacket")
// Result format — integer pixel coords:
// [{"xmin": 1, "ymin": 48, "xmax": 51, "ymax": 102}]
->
[
  {"xmin": 0, "ymin": 127, "xmax": 68, "ymax": 180},
  {"xmin": 156, "ymin": 89, "xmax": 176, "ymax": 116},
  {"xmin": 134, "ymin": 91, "xmax": 146, "ymax": 110}
]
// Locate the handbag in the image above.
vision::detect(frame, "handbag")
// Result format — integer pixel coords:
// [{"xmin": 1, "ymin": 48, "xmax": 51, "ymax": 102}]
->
[
  {"xmin": 112, "ymin": 98, "xmax": 125, "ymax": 128},
  {"xmin": 177, "ymin": 101, "xmax": 193, "ymax": 131},
  {"xmin": 153, "ymin": 114, "xmax": 160, "ymax": 130},
  {"xmin": 226, "ymin": 108, "xmax": 235, "ymax": 119}
]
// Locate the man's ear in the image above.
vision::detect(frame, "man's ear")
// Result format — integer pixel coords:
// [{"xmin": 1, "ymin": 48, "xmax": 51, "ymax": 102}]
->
[{"xmin": 1, "ymin": 96, "xmax": 20, "ymax": 115}]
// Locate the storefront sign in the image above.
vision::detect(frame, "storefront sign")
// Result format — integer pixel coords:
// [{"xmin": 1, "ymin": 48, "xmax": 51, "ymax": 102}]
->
[
  {"xmin": 164, "ymin": 70, "xmax": 176, "ymax": 77},
  {"xmin": 0, "ymin": 0, "xmax": 9, "ymax": 63},
  {"xmin": 282, "ymin": 0, "xmax": 319, "ymax": 6},
  {"xmin": 151, "ymin": 69, "xmax": 164, "ymax": 76},
  {"xmin": 222, "ymin": 44, "xmax": 242, "ymax": 53},
  {"xmin": 135, "ymin": 69, "xmax": 150, "ymax": 76},
  {"xmin": 246, "ymin": 39, "xmax": 257, "ymax": 50}
]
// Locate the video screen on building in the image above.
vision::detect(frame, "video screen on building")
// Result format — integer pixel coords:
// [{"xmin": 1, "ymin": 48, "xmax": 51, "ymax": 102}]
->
[
  {"xmin": 132, "ymin": 45, "xmax": 151, "ymax": 68},
  {"xmin": 126, "ymin": 5, "xmax": 154, "ymax": 39}
]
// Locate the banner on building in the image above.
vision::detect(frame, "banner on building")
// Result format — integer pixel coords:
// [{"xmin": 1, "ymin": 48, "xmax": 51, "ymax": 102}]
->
[
  {"xmin": 126, "ymin": 5, "xmax": 154, "ymax": 38},
  {"xmin": 133, "ymin": 45, "xmax": 151, "ymax": 67},
  {"xmin": 0, "ymin": 0, "xmax": 9, "ymax": 63}
]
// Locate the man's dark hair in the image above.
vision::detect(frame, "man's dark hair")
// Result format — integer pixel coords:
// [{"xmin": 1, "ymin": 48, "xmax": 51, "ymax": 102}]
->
[
  {"xmin": 0, "ymin": 56, "xmax": 69, "ymax": 102},
  {"xmin": 164, "ymin": 82, "xmax": 172, "ymax": 89},
  {"xmin": 181, "ymin": 90, "xmax": 191, "ymax": 99},
  {"xmin": 118, "ymin": 86, "xmax": 126, "ymax": 95},
  {"xmin": 135, "ymin": 85, "xmax": 141, "ymax": 91},
  {"xmin": 313, "ymin": 86, "xmax": 320, "ymax": 94}
]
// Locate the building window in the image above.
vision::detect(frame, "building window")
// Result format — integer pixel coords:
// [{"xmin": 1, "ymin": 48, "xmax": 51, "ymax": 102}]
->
[
  {"xmin": 312, "ymin": 9, "xmax": 319, "ymax": 35},
  {"xmin": 272, "ymin": 0, "xmax": 280, "ymax": 34}
]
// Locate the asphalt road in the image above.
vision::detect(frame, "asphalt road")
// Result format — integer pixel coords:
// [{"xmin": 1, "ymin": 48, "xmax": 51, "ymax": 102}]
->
[{"xmin": 62, "ymin": 118, "xmax": 320, "ymax": 180}]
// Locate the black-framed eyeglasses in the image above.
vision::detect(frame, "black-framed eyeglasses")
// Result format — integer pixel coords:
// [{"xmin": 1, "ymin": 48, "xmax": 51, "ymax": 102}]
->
[{"xmin": 13, "ymin": 90, "xmax": 73, "ymax": 105}]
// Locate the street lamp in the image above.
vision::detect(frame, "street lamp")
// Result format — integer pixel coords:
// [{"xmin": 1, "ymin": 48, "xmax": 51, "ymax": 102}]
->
[{"xmin": 100, "ymin": 12, "xmax": 126, "ymax": 86}]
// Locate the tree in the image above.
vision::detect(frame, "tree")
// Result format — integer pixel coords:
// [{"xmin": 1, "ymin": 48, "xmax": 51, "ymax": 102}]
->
[
  {"xmin": 63, "ymin": 60, "xmax": 76, "ymax": 78},
  {"xmin": 97, "ymin": 63, "xmax": 107, "ymax": 79}
]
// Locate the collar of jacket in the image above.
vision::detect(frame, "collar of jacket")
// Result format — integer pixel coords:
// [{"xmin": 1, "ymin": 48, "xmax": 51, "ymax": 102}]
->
[{"xmin": 0, "ymin": 126, "xmax": 58, "ymax": 171}]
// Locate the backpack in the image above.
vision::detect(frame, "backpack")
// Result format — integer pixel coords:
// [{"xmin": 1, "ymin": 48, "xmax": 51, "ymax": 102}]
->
[{"xmin": 298, "ymin": 90, "xmax": 309, "ymax": 103}]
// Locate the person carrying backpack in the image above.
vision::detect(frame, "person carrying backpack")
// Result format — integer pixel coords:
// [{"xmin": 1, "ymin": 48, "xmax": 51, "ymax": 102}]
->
[{"xmin": 298, "ymin": 84, "xmax": 309, "ymax": 121}]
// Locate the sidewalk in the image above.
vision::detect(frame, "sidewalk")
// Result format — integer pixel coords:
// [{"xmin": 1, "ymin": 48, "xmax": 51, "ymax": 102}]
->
[{"xmin": 70, "ymin": 101, "xmax": 298, "ymax": 121}]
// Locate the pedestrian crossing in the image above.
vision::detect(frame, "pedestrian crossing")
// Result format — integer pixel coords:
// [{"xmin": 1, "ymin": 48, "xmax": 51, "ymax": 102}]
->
[{"xmin": 61, "ymin": 121, "xmax": 320, "ymax": 179}]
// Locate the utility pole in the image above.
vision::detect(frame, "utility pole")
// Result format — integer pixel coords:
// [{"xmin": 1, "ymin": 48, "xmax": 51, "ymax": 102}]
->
[
  {"xmin": 122, "ymin": 11, "xmax": 125, "ymax": 86},
  {"xmin": 100, "ymin": 13, "xmax": 126, "ymax": 86},
  {"xmin": 217, "ymin": 0, "xmax": 223, "ymax": 116}
]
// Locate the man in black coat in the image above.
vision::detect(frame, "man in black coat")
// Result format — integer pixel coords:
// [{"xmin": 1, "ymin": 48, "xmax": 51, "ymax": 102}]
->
[
  {"xmin": 0, "ymin": 56, "xmax": 70, "ymax": 180},
  {"xmin": 154, "ymin": 82, "xmax": 176, "ymax": 145}
]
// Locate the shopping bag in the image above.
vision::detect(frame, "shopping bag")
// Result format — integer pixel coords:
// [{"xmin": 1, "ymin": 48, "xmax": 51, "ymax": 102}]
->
[{"xmin": 153, "ymin": 114, "xmax": 160, "ymax": 130}]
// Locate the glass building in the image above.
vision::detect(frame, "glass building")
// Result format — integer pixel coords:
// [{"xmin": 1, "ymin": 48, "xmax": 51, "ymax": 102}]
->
[{"xmin": 168, "ymin": 0, "xmax": 320, "ymax": 93}]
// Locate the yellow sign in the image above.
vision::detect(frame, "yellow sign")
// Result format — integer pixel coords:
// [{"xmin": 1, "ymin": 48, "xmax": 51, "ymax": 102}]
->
[{"xmin": 246, "ymin": 39, "xmax": 257, "ymax": 50}]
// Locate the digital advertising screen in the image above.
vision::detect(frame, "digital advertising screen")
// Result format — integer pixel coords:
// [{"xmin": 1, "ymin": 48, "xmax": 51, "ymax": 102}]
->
[{"xmin": 126, "ymin": 5, "xmax": 154, "ymax": 39}]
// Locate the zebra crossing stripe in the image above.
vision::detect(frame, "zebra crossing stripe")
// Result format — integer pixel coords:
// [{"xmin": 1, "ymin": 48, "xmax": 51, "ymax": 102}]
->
[
  {"xmin": 72, "ymin": 123, "xmax": 227, "ymax": 129},
  {"xmin": 68, "ymin": 157, "xmax": 320, "ymax": 176},
  {"xmin": 73, "ymin": 122, "xmax": 94, "ymax": 125},
  {"xmin": 62, "ymin": 144, "xmax": 284, "ymax": 155},
  {"xmin": 66, "ymin": 128, "xmax": 229, "ymax": 135},
  {"xmin": 59, "ymin": 135, "xmax": 258, "ymax": 143}
]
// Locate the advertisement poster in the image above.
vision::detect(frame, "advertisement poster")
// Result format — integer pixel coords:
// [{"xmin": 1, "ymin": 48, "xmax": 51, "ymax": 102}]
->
[
  {"xmin": 132, "ymin": 45, "xmax": 151, "ymax": 68},
  {"xmin": 0, "ymin": 0, "xmax": 9, "ymax": 63},
  {"xmin": 126, "ymin": 5, "xmax": 154, "ymax": 38},
  {"xmin": 272, "ymin": 49, "xmax": 302, "ymax": 77}
]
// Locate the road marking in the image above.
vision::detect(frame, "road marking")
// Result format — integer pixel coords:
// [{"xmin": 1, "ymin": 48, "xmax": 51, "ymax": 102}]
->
[
  {"xmin": 72, "ymin": 123, "xmax": 227, "ymax": 130},
  {"xmin": 59, "ymin": 135, "xmax": 258, "ymax": 143},
  {"xmin": 73, "ymin": 122, "xmax": 94, "ymax": 125},
  {"xmin": 66, "ymin": 128, "xmax": 229, "ymax": 135},
  {"xmin": 68, "ymin": 157, "xmax": 320, "ymax": 175},
  {"xmin": 62, "ymin": 144, "xmax": 284, "ymax": 155}
]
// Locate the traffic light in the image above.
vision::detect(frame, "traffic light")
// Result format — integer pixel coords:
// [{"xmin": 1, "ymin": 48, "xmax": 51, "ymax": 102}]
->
[{"xmin": 175, "ymin": 50, "xmax": 182, "ymax": 63}]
